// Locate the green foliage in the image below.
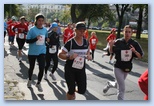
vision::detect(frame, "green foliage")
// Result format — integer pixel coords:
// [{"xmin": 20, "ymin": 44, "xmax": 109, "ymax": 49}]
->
[{"xmin": 4, "ymin": 4, "xmax": 21, "ymax": 18}]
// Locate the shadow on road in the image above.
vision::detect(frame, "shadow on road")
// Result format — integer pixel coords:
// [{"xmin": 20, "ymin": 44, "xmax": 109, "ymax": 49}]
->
[
  {"xmin": 4, "ymin": 48, "xmax": 9, "ymax": 58},
  {"xmin": 86, "ymin": 63, "xmax": 115, "ymax": 81},
  {"xmin": 46, "ymin": 80, "xmax": 66, "ymax": 100},
  {"xmin": 28, "ymin": 87, "xmax": 38, "ymax": 100},
  {"xmin": 84, "ymin": 90, "xmax": 99, "ymax": 100}
]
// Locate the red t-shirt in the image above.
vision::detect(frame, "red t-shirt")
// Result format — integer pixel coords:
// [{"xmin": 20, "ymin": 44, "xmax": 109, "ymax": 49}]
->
[
  {"xmin": 106, "ymin": 34, "xmax": 116, "ymax": 42},
  {"xmin": 89, "ymin": 35, "xmax": 98, "ymax": 50},
  {"xmin": 14, "ymin": 23, "xmax": 28, "ymax": 39},
  {"xmin": 7, "ymin": 22, "xmax": 16, "ymax": 36},
  {"xmin": 63, "ymin": 27, "xmax": 73, "ymax": 44}
]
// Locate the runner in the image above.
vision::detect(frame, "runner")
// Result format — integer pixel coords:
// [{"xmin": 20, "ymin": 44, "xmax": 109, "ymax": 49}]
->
[
  {"xmin": 44, "ymin": 22, "xmax": 60, "ymax": 80},
  {"xmin": 26, "ymin": 14, "xmax": 48, "ymax": 92},
  {"xmin": 138, "ymin": 69, "xmax": 148, "ymax": 100},
  {"xmin": 102, "ymin": 28, "xmax": 117, "ymax": 64},
  {"xmin": 13, "ymin": 16, "xmax": 28, "ymax": 62},
  {"xmin": 102, "ymin": 25, "xmax": 144, "ymax": 100},
  {"xmin": 89, "ymin": 31, "xmax": 98, "ymax": 62},
  {"xmin": 4, "ymin": 20, "xmax": 8, "ymax": 42},
  {"xmin": 63, "ymin": 23, "xmax": 73, "ymax": 44},
  {"xmin": 7, "ymin": 19, "xmax": 16, "ymax": 46},
  {"xmin": 58, "ymin": 22, "xmax": 92, "ymax": 100}
]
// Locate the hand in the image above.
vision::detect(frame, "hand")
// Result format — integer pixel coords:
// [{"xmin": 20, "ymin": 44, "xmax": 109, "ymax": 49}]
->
[
  {"xmin": 87, "ymin": 55, "xmax": 92, "ymax": 61},
  {"xmin": 37, "ymin": 35, "xmax": 42, "ymax": 40},
  {"xmin": 130, "ymin": 45, "xmax": 136, "ymax": 52},
  {"xmin": 69, "ymin": 53, "xmax": 78, "ymax": 60},
  {"xmin": 47, "ymin": 38, "xmax": 50, "ymax": 42},
  {"xmin": 108, "ymin": 40, "xmax": 115, "ymax": 46}
]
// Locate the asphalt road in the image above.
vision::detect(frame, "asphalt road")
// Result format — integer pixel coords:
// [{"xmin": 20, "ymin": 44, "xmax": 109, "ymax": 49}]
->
[{"xmin": 4, "ymin": 36, "xmax": 148, "ymax": 100}]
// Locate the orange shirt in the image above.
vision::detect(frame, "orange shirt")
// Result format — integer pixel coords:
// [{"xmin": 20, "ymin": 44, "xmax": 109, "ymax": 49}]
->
[
  {"xmin": 89, "ymin": 35, "xmax": 98, "ymax": 50},
  {"xmin": 84, "ymin": 29, "xmax": 89, "ymax": 40},
  {"xmin": 106, "ymin": 34, "xmax": 116, "ymax": 42},
  {"xmin": 63, "ymin": 27, "xmax": 73, "ymax": 44}
]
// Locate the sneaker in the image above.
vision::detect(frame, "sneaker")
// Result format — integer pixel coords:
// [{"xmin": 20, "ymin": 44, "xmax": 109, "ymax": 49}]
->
[
  {"xmin": 102, "ymin": 54, "xmax": 105, "ymax": 58},
  {"xmin": 27, "ymin": 80, "xmax": 32, "ymax": 88},
  {"xmin": 19, "ymin": 57, "xmax": 22, "ymax": 62},
  {"xmin": 49, "ymin": 73, "xmax": 56, "ymax": 80},
  {"xmin": 109, "ymin": 61, "xmax": 112, "ymax": 64},
  {"xmin": 103, "ymin": 81, "xmax": 111, "ymax": 93},
  {"xmin": 44, "ymin": 74, "xmax": 48, "ymax": 80},
  {"xmin": 36, "ymin": 83, "xmax": 43, "ymax": 92}
]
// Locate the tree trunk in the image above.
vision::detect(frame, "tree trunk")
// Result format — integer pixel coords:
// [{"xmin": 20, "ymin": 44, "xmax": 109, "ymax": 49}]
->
[
  {"xmin": 71, "ymin": 4, "xmax": 77, "ymax": 23},
  {"xmin": 136, "ymin": 6, "xmax": 143, "ymax": 39},
  {"xmin": 117, "ymin": 16, "xmax": 123, "ymax": 38}
]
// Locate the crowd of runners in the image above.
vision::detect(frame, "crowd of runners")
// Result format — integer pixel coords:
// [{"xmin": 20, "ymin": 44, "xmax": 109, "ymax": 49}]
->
[{"xmin": 4, "ymin": 13, "xmax": 148, "ymax": 100}]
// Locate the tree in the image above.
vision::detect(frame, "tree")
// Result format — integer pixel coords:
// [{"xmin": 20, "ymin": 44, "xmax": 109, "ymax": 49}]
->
[
  {"xmin": 4, "ymin": 4, "xmax": 21, "ymax": 18},
  {"xmin": 133, "ymin": 4, "xmax": 148, "ymax": 39},
  {"xmin": 115, "ymin": 4, "xmax": 130, "ymax": 38},
  {"xmin": 70, "ymin": 4, "xmax": 113, "ymax": 27}
]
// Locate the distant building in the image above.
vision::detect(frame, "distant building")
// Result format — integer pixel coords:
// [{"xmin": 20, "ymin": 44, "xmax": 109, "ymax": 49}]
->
[{"xmin": 22, "ymin": 4, "xmax": 68, "ymax": 15}]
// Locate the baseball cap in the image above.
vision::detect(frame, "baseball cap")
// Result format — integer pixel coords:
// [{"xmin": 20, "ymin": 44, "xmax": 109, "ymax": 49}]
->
[
  {"xmin": 20, "ymin": 16, "xmax": 26, "ymax": 20},
  {"xmin": 51, "ymin": 22, "xmax": 58, "ymax": 28},
  {"xmin": 111, "ymin": 28, "xmax": 116, "ymax": 32},
  {"xmin": 76, "ymin": 22, "xmax": 86, "ymax": 30}
]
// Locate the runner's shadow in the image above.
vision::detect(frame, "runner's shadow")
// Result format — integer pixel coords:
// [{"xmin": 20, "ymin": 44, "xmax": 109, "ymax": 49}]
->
[
  {"xmin": 4, "ymin": 48, "xmax": 9, "ymax": 58},
  {"xmin": 93, "ymin": 61, "xmax": 113, "ymax": 71},
  {"xmin": 16, "ymin": 61, "xmax": 29, "ymax": 79},
  {"xmin": 37, "ymin": 94, "xmax": 45, "ymax": 100},
  {"xmin": 28, "ymin": 87, "xmax": 38, "ymax": 100},
  {"xmin": 46, "ymin": 80, "xmax": 66, "ymax": 100},
  {"xmin": 84, "ymin": 90, "xmax": 99, "ymax": 100},
  {"xmin": 86, "ymin": 63, "xmax": 115, "ymax": 81}
]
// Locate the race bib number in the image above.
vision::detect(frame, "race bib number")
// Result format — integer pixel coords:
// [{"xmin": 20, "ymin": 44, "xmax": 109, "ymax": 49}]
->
[
  {"xmin": 92, "ymin": 39, "xmax": 96, "ymax": 45},
  {"xmin": 121, "ymin": 50, "xmax": 132, "ymax": 61},
  {"xmin": 36, "ymin": 35, "xmax": 45, "ymax": 45},
  {"xmin": 72, "ymin": 56, "xmax": 84, "ymax": 69},
  {"xmin": 19, "ymin": 33, "xmax": 24, "ymax": 39},
  {"xmin": 49, "ymin": 45, "xmax": 57, "ymax": 54}
]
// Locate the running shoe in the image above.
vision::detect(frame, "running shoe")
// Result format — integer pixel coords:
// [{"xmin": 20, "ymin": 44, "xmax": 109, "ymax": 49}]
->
[
  {"xmin": 44, "ymin": 74, "xmax": 48, "ymax": 80},
  {"xmin": 49, "ymin": 73, "xmax": 56, "ymax": 80},
  {"xmin": 35, "ymin": 83, "xmax": 43, "ymax": 92},
  {"xmin": 103, "ymin": 81, "xmax": 111, "ymax": 93},
  {"xmin": 27, "ymin": 80, "xmax": 32, "ymax": 88}
]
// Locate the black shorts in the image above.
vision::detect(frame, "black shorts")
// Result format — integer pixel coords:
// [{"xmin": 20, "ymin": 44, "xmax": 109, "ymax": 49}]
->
[
  {"xmin": 16, "ymin": 38, "xmax": 26, "ymax": 50},
  {"xmin": 64, "ymin": 63, "xmax": 87, "ymax": 95}
]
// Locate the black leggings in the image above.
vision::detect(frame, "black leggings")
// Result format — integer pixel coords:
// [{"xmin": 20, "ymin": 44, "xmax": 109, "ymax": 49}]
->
[
  {"xmin": 16, "ymin": 38, "xmax": 26, "ymax": 50},
  {"xmin": 4, "ymin": 31, "xmax": 6, "ymax": 38},
  {"xmin": 91, "ymin": 49, "xmax": 95, "ymax": 60},
  {"xmin": 45, "ymin": 53, "xmax": 58, "ymax": 74},
  {"xmin": 28, "ymin": 54, "xmax": 45, "ymax": 83},
  {"xmin": 65, "ymin": 64, "xmax": 87, "ymax": 95}
]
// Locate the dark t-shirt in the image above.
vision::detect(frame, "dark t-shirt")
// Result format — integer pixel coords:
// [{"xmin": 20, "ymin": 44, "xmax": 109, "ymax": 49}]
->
[
  {"xmin": 113, "ymin": 38, "xmax": 144, "ymax": 72},
  {"xmin": 62, "ymin": 38, "xmax": 89, "ymax": 67}
]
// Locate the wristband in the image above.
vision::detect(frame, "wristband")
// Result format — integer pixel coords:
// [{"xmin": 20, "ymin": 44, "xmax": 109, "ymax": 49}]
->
[{"xmin": 66, "ymin": 54, "xmax": 70, "ymax": 60}]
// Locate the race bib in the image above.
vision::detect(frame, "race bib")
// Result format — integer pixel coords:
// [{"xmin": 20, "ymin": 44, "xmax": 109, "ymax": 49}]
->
[
  {"xmin": 121, "ymin": 50, "xmax": 132, "ymax": 61},
  {"xmin": 19, "ymin": 33, "xmax": 24, "ymax": 39},
  {"xmin": 36, "ymin": 35, "xmax": 45, "ymax": 45},
  {"xmin": 92, "ymin": 39, "xmax": 96, "ymax": 45},
  {"xmin": 72, "ymin": 56, "xmax": 84, "ymax": 69},
  {"xmin": 49, "ymin": 45, "xmax": 57, "ymax": 54}
]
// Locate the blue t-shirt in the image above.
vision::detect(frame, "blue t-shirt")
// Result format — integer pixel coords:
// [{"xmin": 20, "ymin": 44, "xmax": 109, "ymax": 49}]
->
[
  {"xmin": 27, "ymin": 26, "xmax": 48, "ymax": 55},
  {"xmin": 4, "ymin": 22, "xmax": 7, "ymax": 31}
]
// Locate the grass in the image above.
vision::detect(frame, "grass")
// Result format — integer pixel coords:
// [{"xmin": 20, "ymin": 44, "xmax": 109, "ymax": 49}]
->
[{"xmin": 88, "ymin": 29, "xmax": 148, "ymax": 63}]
